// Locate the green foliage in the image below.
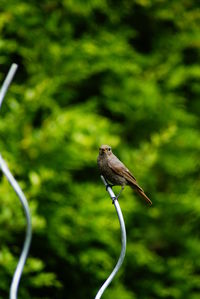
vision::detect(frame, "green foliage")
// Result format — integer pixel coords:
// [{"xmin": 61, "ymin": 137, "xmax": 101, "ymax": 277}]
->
[{"xmin": 0, "ymin": 0, "xmax": 200, "ymax": 298}]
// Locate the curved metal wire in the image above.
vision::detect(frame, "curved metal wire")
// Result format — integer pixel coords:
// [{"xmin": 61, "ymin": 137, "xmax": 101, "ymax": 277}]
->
[
  {"xmin": 95, "ymin": 175, "xmax": 127, "ymax": 299},
  {"xmin": 0, "ymin": 63, "xmax": 18, "ymax": 109},
  {"xmin": 0, "ymin": 64, "xmax": 32, "ymax": 299},
  {"xmin": 0, "ymin": 156, "xmax": 32, "ymax": 299}
]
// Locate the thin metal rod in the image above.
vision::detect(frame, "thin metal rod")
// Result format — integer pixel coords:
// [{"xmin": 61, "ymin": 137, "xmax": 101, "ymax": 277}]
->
[
  {"xmin": 95, "ymin": 175, "xmax": 127, "ymax": 299},
  {"xmin": 0, "ymin": 155, "xmax": 32, "ymax": 299},
  {"xmin": 0, "ymin": 64, "xmax": 32, "ymax": 298},
  {"xmin": 0, "ymin": 63, "xmax": 18, "ymax": 109}
]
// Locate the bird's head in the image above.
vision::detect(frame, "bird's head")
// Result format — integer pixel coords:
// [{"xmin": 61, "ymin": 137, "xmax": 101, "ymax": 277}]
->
[{"xmin": 99, "ymin": 145, "xmax": 112, "ymax": 156}]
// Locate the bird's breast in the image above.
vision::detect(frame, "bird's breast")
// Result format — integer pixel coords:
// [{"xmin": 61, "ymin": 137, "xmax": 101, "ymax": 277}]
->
[{"xmin": 97, "ymin": 155, "xmax": 127, "ymax": 186}]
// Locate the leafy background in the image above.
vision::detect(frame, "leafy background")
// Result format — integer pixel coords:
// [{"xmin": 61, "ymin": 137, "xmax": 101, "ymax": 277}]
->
[{"xmin": 0, "ymin": 0, "xmax": 200, "ymax": 298}]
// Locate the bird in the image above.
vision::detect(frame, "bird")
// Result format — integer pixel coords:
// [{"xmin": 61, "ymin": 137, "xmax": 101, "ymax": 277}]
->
[{"xmin": 97, "ymin": 144, "xmax": 152, "ymax": 205}]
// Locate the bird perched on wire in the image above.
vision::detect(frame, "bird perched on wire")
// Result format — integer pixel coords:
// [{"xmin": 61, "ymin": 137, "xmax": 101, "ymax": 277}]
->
[{"xmin": 97, "ymin": 144, "xmax": 152, "ymax": 205}]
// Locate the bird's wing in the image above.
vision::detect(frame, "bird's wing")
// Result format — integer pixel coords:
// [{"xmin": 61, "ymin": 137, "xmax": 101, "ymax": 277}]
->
[{"xmin": 108, "ymin": 155, "xmax": 144, "ymax": 192}]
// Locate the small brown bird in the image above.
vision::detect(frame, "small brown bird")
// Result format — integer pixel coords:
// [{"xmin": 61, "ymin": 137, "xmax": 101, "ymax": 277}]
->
[{"xmin": 97, "ymin": 145, "xmax": 152, "ymax": 205}]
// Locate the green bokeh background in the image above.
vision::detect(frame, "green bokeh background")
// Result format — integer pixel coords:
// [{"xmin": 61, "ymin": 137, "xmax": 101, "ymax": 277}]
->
[{"xmin": 0, "ymin": 1, "xmax": 200, "ymax": 298}]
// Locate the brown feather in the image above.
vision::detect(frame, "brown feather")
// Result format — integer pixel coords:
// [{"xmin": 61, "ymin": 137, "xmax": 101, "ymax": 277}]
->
[
  {"xmin": 108, "ymin": 156, "xmax": 152, "ymax": 205},
  {"xmin": 135, "ymin": 188, "xmax": 152, "ymax": 205},
  {"xmin": 108, "ymin": 158, "xmax": 143, "ymax": 191}
]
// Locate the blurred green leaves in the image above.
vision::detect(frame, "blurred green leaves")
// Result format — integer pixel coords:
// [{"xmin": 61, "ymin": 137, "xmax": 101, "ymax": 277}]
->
[{"xmin": 0, "ymin": 0, "xmax": 200, "ymax": 298}]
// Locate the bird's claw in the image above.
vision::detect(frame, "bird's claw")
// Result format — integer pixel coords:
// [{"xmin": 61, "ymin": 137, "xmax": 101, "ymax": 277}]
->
[{"xmin": 112, "ymin": 196, "xmax": 117, "ymax": 204}]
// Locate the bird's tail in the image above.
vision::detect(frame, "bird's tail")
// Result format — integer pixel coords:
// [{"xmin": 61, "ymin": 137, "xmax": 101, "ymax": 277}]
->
[
  {"xmin": 136, "ymin": 188, "xmax": 152, "ymax": 205},
  {"xmin": 130, "ymin": 184, "xmax": 152, "ymax": 205}
]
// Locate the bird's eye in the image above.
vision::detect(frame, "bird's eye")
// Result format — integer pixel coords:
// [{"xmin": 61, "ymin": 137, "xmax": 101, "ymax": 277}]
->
[{"xmin": 108, "ymin": 148, "xmax": 111, "ymax": 151}]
